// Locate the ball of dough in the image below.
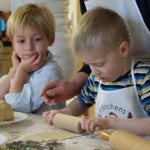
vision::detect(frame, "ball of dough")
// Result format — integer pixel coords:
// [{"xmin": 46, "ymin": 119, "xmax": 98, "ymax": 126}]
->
[{"xmin": 0, "ymin": 100, "xmax": 14, "ymax": 121}]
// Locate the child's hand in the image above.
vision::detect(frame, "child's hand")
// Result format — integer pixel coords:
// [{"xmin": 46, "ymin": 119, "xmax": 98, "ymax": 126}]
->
[
  {"xmin": 80, "ymin": 116, "xmax": 110, "ymax": 134},
  {"xmin": 80, "ymin": 116, "xmax": 99, "ymax": 134},
  {"xmin": 21, "ymin": 53, "xmax": 46, "ymax": 73},
  {"xmin": 12, "ymin": 51, "xmax": 21, "ymax": 69},
  {"xmin": 42, "ymin": 110, "xmax": 61, "ymax": 126}
]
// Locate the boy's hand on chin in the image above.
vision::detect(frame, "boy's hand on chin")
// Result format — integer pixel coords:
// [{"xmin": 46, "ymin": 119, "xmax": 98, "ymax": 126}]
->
[
  {"xmin": 12, "ymin": 51, "xmax": 21, "ymax": 69},
  {"xmin": 33, "ymin": 53, "xmax": 46, "ymax": 70},
  {"xmin": 21, "ymin": 53, "xmax": 46, "ymax": 72}
]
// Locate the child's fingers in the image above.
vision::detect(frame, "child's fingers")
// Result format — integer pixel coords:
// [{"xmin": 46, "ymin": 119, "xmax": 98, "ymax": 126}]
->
[
  {"xmin": 90, "ymin": 119, "xmax": 104, "ymax": 132},
  {"xmin": 80, "ymin": 117, "xmax": 103, "ymax": 133},
  {"xmin": 46, "ymin": 112, "xmax": 55, "ymax": 125},
  {"xmin": 42, "ymin": 110, "xmax": 58, "ymax": 125},
  {"xmin": 28, "ymin": 53, "xmax": 38, "ymax": 63},
  {"xmin": 42, "ymin": 111, "xmax": 51, "ymax": 123},
  {"xmin": 84, "ymin": 119, "xmax": 94, "ymax": 133},
  {"xmin": 80, "ymin": 116, "xmax": 88, "ymax": 130},
  {"xmin": 32, "ymin": 53, "xmax": 45, "ymax": 65},
  {"xmin": 80, "ymin": 116, "xmax": 95, "ymax": 133}
]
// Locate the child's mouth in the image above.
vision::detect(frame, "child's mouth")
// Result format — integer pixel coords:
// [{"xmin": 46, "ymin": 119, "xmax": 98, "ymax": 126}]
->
[{"xmin": 100, "ymin": 77, "xmax": 108, "ymax": 82}]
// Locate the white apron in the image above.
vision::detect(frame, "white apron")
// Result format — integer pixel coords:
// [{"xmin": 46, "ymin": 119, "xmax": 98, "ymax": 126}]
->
[
  {"xmin": 85, "ymin": 0, "xmax": 150, "ymax": 59},
  {"xmin": 95, "ymin": 61, "xmax": 148, "ymax": 118}
]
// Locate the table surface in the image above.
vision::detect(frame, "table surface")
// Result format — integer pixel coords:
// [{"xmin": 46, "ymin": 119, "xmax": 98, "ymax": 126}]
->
[
  {"xmin": 0, "ymin": 113, "xmax": 111, "ymax": 150},
  {"xmin": 1, "ymin": 113, "xmax": 150, "ymax": 150}
]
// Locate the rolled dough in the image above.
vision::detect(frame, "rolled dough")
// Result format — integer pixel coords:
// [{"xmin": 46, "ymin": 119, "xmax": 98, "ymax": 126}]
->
[{"xmin": 22, "ymin": 130, "xmax": 82, "ymax": 142}]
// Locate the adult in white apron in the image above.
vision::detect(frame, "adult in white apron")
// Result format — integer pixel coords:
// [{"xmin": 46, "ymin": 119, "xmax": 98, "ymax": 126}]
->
[
  {"xmin": 0, "ymin": 0, "xmax": 77, "ymax": 80},
  {"xmin": 95, "ymin": 61, "xmax": 148, "ymax": 118},
  {"xmin": 85, "ymin": 0, "xmax": 150, "ymax": 59}
]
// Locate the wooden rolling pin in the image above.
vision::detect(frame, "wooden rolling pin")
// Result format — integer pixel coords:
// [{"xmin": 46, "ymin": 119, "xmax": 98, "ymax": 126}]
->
[
  {"xmin": 99, "ymin": 130, "xmax": 150, "ymax": 150},
  {"xmin": 53, "ymin": 113, "xmax": 86, "ymax": 134}
]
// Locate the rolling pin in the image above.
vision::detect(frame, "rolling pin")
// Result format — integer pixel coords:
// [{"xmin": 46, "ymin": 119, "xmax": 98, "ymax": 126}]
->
[
  {"xmin": 99, "ymin": 130, "xmax": 150, "ymax": 150},
  {"xmin": 53, "ymin": 113, "xmax": 86, "ymax": 134}
]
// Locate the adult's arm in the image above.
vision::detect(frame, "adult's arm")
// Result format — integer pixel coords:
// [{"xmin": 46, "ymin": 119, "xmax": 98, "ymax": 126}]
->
[{"xmin": 40, "ymin": 71, "xmax": 89, "ymax": 104}]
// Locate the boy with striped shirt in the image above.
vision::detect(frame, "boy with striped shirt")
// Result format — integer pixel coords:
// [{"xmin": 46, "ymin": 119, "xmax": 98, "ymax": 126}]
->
[{"xmin": 42, "ymin": 7, "xmax": 150, "ymax": 135}]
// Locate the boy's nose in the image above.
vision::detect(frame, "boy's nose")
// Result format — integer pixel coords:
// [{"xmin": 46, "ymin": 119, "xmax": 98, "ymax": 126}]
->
[
  {"xmin": 93, "ymin": 70, "xmax": 99, "ymax": 76},
  {"xmin": 26, "ymin": 41, "xmax": 34, "ymax": 50},
  {"xmin": 91, "ymin": 67, "xmax": 100, "ymax": 76}
]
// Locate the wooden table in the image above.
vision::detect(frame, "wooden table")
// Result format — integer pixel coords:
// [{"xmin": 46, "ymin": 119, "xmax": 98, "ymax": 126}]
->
[{"xmin": 0, "ymin": 113, "xmax": 111, "ymax": 150}]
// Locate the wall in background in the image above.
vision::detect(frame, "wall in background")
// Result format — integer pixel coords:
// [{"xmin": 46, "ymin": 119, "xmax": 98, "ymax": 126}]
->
[
  {"xmin": 68, "ymin": 0, "xmax": 81, "ymax": 31},
  {"xmin": 68, "ymin": 1, "xmax": 95, "ymax": 118},
  {"xmin": 68, "ymin": 0, "xmax": 83, "ymax": 71}
]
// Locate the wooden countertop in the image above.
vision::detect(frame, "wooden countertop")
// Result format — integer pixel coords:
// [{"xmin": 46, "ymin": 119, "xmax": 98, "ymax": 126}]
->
[{"xmin": 0, "ymin": 113, "xmax": 111, "ymax": 150}]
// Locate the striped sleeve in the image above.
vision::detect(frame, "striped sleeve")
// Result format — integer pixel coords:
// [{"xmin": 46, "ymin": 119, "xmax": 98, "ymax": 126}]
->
[
  {"xmin": 78, "ymin": 74, "xmax": 99, "ymax": 107},
  {"xmin": 135, "ymin": 62, "xmax": 150, "ymax": 116}
]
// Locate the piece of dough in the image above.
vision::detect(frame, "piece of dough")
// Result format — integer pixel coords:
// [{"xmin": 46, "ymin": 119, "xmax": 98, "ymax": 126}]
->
[
  {"xmin": 22, "ymin": 130, "xmax": 82, "ymax": 142},
  {"xmin": 0, "ymin": 100, "xmax": 14, "ymax": 121}
]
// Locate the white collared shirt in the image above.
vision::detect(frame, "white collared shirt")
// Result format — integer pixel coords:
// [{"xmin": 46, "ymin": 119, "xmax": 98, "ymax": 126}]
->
[{"xmin": 4, "ymin": 51, "xmax": 64, "ymax": 113}]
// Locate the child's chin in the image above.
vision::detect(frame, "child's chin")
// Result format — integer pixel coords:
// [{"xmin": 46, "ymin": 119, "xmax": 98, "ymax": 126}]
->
[{"xmin": 101, "ymin": 80, "xmax": 108, "ymax": 83}]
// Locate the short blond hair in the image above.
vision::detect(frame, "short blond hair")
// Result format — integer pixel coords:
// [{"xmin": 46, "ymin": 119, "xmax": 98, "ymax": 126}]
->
[
  {"xmin": 73, "ymin": 7, "xmax": 131, "ymax": 57},
  {"xmin": 7, "ymin": 3, "xmax": 55, "ymax": 41}
]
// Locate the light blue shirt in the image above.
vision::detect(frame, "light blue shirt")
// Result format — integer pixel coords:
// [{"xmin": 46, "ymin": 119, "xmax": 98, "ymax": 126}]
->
[{"xmin": 4, "ymin": 51, "xmax": 64, "ymax": 113}]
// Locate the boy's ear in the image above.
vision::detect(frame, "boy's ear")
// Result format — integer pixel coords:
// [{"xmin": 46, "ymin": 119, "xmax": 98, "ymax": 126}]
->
[
  {"xmin": 119, "ymin": 42, "xmax": 130, "ymax": 57},
  {"xmin": 49, "ymin": 34, "xmax": 55, "ymax": 46}
]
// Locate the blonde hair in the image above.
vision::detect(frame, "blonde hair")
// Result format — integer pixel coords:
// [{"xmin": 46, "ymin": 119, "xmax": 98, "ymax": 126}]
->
[
  {"xmin": 7, "ymin": 3, "xmax": 55, "ymax": 41},
  {"xmin": 73, "ymin": 7, "xmax": 131, "ymax": 57}
]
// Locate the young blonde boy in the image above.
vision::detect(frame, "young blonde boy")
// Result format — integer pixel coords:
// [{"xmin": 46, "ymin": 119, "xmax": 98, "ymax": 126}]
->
[
  {"xmin": 0, "ymin": 4, "xmax": 65, "ymax": 114},
  {"xmin": 42, "ymin": 7, "xmax": 150, "ymax": 135}
]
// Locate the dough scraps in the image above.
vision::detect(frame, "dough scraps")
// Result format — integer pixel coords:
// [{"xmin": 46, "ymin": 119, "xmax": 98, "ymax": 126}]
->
[{"xmin": 22, "ymin": 130, "xmax": 82, "ymax": 142}]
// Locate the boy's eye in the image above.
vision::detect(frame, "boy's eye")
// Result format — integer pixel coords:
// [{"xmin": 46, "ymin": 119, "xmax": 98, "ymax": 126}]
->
[
  {"xmin": 18, "ymin": 40, "xmax": 25, "ymax": 43},
  {"xmin": 94, "ymin": 63, "xmax": 104, "ymax": 67},
  {"xmin": 35, "ymin": 38, "xmax": 42, "ymax": 41}
]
